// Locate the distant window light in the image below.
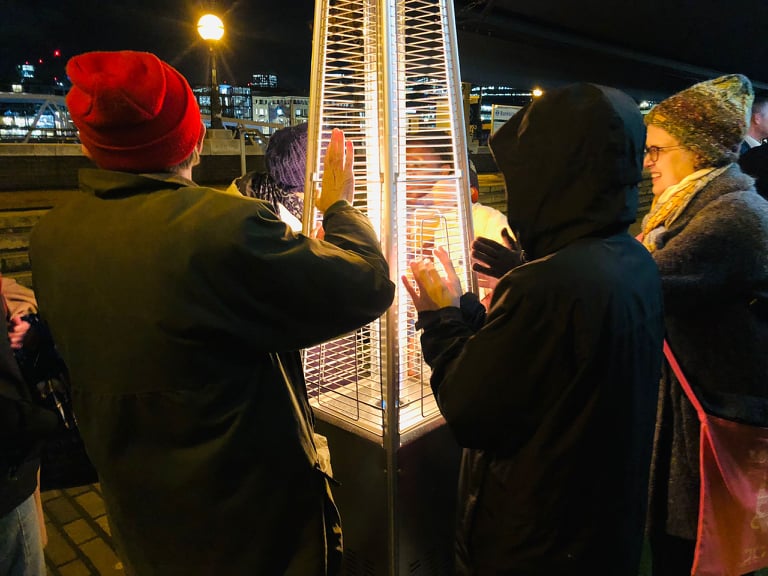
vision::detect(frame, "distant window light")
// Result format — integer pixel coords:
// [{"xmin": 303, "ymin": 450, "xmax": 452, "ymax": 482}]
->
[
  {"xmin": 19, "ymin": 64, "xmax": 35, "ymax": 79},
  {"xmin": 251, "ymin": 74, "xmax": 278, "ymax": 88}
]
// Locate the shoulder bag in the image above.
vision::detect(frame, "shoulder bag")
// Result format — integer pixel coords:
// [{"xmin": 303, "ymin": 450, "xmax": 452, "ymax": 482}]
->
[
  {"xmin": 14, "ymin": 314, "xmax": 98, "ymax": 491},
  {"xmin": 664, "ymin": 340, "xmax": 768, "ymax": 576}
]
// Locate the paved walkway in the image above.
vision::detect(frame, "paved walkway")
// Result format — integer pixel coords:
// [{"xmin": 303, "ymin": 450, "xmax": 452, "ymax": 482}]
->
[
  {"xmin": 42, "ymin": 484, "xmax": 123, "ymax": 576},
  {"xmin": 34, "ymin": 482, "xmax": 656, "ymax": 576},
  {"xmin": 39, "ymin": 482, "xmax": 768, "ymax": 576}
]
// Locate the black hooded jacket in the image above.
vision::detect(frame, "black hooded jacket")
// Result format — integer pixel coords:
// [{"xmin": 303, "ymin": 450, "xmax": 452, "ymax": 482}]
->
[{"xmin": 417, "ymin": 84, "xmax": 665, "ymax": 575}]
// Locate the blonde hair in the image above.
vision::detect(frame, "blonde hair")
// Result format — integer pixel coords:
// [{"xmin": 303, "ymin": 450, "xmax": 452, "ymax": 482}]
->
[{"xmin": 168, "ymin": 146, "xmax": 201, "ymax": 174}]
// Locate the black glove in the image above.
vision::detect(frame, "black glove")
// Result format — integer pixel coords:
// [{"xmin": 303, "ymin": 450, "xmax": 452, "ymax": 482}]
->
[{"xmin": 471, "ymin": 228, "xmax": 526, "ymax": 279}]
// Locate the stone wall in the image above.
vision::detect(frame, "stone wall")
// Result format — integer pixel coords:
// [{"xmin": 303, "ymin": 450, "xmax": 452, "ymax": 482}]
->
[
  {"xmin": 0, "ymin": 140, "xmax": 265, "ymax": 191},
  {"xmin": 0, "ymin": 141, "xmax": 265, "ymax": 287}
]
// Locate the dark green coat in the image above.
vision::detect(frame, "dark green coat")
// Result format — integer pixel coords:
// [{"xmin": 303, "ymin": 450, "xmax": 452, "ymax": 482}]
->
[{"xmin": 29, "ymin": 169, "xmax": 395, "ymax": 576}]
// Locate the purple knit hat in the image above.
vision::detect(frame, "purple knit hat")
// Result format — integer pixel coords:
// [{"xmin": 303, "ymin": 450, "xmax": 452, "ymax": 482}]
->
[{"xmin": 265, "ymin": 122, "xmax": 308, "ymax": 192}]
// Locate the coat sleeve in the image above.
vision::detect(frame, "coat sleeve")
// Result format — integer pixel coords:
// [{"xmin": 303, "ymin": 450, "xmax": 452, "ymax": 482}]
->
[
  {"xmin": 211, "ymin": 199, "xmax": 395, "ymax": 351},
  {"xmin": 419, "ymin": 265, "xmax": 574, "ymax": 450},
  {"xmin": 654, "ymin": 193, "xmax": 768, "ymax": 309}
]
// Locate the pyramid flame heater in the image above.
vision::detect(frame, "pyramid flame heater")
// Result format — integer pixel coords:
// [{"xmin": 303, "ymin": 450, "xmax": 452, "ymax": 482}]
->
[{"xmin": 302, "ymin": 0, "xmax": 476, "ymax": 573}]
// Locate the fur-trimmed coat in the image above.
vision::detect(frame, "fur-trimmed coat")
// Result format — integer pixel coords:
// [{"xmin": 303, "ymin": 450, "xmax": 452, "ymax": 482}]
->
[{"xmin": 647, "ymin": 164, "xmax": 768, "ymax": 540}]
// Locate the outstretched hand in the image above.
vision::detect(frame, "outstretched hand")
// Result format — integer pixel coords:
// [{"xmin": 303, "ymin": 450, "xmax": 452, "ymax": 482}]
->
[
  {"xmin": 316, "ymin": 128, "xmax": 354, "ymax": 213},
  {"xmin": 401, "ymin": 246, "xmax": 462, "ymax": 312},
  {"xmin": 8, "ymin": 314, "xmax": 31, "ymax": 350},
  {"xmin": 471, "ymin": 228, "xmax": 526, "ymax": 279}
]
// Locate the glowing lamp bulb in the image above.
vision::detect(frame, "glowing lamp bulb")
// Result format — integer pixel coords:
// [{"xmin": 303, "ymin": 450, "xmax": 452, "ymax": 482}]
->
[{"xmin": 197, "ymin": 14, "xmax": 224, "ymax": 42}]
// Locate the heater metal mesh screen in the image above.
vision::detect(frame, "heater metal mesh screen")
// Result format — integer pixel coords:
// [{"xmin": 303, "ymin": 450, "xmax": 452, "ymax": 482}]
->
[{"xmin": 304, "ymin": 0, "xmax": 473, "ymax": 441}]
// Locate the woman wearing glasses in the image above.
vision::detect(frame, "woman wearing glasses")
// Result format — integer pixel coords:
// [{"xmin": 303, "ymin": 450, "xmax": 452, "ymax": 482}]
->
[{"xmin": 642, "ymin": 75, "xmax": 768, "ymax": 576}]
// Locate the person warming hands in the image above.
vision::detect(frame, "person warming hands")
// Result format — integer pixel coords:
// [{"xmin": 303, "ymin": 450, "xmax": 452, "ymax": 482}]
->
[
  {"xmin": 317, "ymin": 128, "xmax": 355, "ymax": 211},
  {"xmin": 29, "ymin": 50, "xmax": 395, "ymax": 576},
  {"xmin": 402, "ymin": 82, "xmax": 664, "ymax": 576},
  {"xmin": 401, "ymin": 246, "xmax": 462, "ymax": 312}
]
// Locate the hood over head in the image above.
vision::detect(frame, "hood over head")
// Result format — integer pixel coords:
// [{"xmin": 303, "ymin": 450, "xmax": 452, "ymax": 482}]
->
[{"xmin": 489, "ymin": 83, "xmax": 645, "ymax": 259}]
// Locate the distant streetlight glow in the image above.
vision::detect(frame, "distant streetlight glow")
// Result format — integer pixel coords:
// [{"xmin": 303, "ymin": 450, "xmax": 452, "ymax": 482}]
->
[
  {"xmin": 197, "ymin": 14, "xmax": 225, "ymax": 130},
  {"xmin": 532, "ymin": 87, "xmax": 543, "ymax": 98}
]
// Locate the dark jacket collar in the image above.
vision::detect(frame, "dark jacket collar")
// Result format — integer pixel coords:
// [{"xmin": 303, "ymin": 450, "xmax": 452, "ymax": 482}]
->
[{"xmin": 78, "ymin": 168, "xmax": 197, "ymax": 199}]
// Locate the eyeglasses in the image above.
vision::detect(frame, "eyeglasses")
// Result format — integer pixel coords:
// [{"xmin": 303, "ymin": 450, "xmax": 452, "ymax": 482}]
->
[{"xmin": 644, "ymin": 145, "xmax": 686, "ymax": 162}]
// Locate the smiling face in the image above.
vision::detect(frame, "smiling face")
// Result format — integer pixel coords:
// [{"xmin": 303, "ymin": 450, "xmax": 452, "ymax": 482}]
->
[{"xmin": 644, "ymin": 124, "xmax": 700, "ymax": 196}]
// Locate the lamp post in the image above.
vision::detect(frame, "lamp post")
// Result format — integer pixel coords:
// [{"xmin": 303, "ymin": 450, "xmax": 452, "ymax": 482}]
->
[{"xmin": 197, "ymin": 13, "xmax": 225, "ymax": 130}]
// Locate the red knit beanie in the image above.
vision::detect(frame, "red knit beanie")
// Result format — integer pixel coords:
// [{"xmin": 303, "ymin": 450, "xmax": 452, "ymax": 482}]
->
[{"xmin": 66, "ymin": 50, "xmax": 203, "ymax": 172}]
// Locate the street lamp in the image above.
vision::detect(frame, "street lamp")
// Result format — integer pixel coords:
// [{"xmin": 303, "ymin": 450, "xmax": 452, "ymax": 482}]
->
[{"xmin": 197, "ymin": 13, "xmax": 225, "ymax": 130}]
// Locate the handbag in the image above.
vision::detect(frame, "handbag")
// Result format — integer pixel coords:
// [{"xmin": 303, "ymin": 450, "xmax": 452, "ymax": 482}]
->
[
  {"xmin": 14, "ymin": 314, "xmax": 98, "ymax": 491},
  {"xmin": 664, "ymin": 340, "xmax": 768, "ymax": 576},
  {"xmin": 34, "ymin": 376, "xmax": 98, "ymax": 491}
]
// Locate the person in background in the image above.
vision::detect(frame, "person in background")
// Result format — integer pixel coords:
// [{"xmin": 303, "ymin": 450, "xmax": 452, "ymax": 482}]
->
[
  {"xmin": 740, "ymin": 94, "xmax": 768, "ymax": 154},
  {"xmin": 467, "ymin": 158, "xmax": 514, "ymax": 309},
  {"xmin": 229, "ymin": 121, "xmax": 308, "ymax": 232},
  {"xmin": 230, "ymin": 121, "xmax": 334, "ymax": 470},
  {"xmin": 467, "ymin": 159, "xmax": 507, "ymax": 244},
  {"xmin": 402, "ymin": 82, "xmax": 665, "ymax": 576},
  {"xmin": 0, "ymin": 275, "xmax": 58, "ymax": 576},
  {"xmin": 641, "ymin": 74, "xmax": 768, "ymax": 576},
  {"xmin": 408, "ymin": 138, "xmax": 511, "ymax": 303},
  {"xmin": 405, "ymin": 134, "xmax": 453, "ymax": 204},
  {"xmin": 739, "ymin": 141, "xmax": 768, "ymax": 198},
  {"xmin": 29, "ymin": 50, "xmax": 395, "ymax": 576}
]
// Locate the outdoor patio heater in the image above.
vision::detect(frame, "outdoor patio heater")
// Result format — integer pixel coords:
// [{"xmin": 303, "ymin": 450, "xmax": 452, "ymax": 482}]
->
[{"xmin": 302, "ymin": 0, "xmax": 475, "ymax": 574}]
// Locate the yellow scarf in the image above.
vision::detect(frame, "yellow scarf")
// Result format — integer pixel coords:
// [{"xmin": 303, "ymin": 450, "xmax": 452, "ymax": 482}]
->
[{"xmin": 641, "ymin": 165, "xmax": 730, "ymax": 252}]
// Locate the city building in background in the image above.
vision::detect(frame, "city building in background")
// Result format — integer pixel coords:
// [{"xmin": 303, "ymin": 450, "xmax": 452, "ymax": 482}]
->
[
  {"xmin": 252, "ymin": 95, "xmax": 309, "ymax": 134},
  {"xmin": 0, "ymin": 85, "xmax": 310, "ymax": 143},
  {"xmin": 193, "ymin": 84, "xmax": 254, "ymax": 127},
  {"xmin": 468, "ymin": 84, "xmax": 536, "ymax": 145},
  {"xmin": 248, "ymin": 73, "xmax": 309, "ymax": 134},
  {"xmin": 10, "ymin": 51, "xmax": 69, "ymax": 96},
  {"xmin": 0, "ymin": 60, "xmax": 648, "ymax": 146}
]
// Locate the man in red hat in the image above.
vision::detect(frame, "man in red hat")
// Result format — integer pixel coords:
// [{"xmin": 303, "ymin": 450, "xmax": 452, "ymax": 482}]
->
[{"xmin": 29, "ymin": 50, "xmax": 394, "ymax": 576}]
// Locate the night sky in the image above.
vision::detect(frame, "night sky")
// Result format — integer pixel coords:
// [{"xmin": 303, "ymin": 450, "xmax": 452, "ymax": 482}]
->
[
  {"xmin": 0, "ymin": 0, "xmax": 316, "ymax": 93},
  {"xmin": 5, "ymin": 1, "xmax": 764, "ymax": 103}
]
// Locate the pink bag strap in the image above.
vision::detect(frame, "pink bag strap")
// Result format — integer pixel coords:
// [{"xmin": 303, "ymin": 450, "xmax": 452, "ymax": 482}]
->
[{"xmin": 663, "ymin": 339, "xmax": 706, "ymax": 419}]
